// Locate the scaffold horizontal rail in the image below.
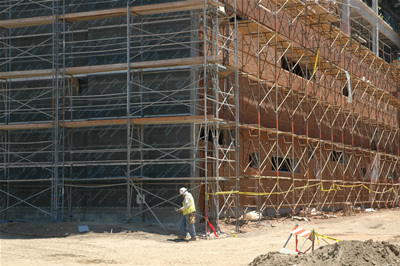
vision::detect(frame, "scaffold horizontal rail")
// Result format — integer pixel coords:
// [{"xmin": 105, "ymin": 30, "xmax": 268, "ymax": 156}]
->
[
  {"xmin": 268, "ymin": 0, "xmax": 306, "ymax": 12},
  {"xmin": 0, "ymin": 57, "xmax": 217, "ymax": 80},
  {"xmin": 0, "ymin": 0, "xmax": 222, "ymax": 29},
  {"xmin": 0, "ymin": 115, "xmax": 223, "ymax": 131},
  {"xmin": 130, "ymin": 0, "xmax": 223, "ymax": 16},
  {"xmin": 303, "ymin": 2, "xmax": 340, "ymax": 23}
]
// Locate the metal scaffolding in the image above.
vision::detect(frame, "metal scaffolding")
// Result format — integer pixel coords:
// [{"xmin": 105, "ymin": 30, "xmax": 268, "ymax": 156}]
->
[
  {"xmin": 0, "ymin": 0, "xmax": 399, "ymax": 234},
  {"xmin": 0, "ymin": 0, "xmax": 240, "ymax": 232},
  {"xmin": 228, "ymin": 0, "xmax": 400, "ymax": 217}
]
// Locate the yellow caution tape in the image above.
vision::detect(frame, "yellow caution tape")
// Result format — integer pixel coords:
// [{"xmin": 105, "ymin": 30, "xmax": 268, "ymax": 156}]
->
[
  {"xmin": 339, "ymin": 184, "xmax": 363, "ymax": 188},
  {"xmin": 316, "ymin": 235, "xmax": 330, "ymax": 245},
  {"xmin": 312, "ymin": 48, "xmax": 320, "ymax": 77},
  {"xmin": 206, "ymin": 191, "xmax": 239, "ymax": 195},
  {"xmin": 205, "ymin": 191, "xmax": 239, "ymax": 200},
  {"xmin": 315, "ymin": 232, "xmax": 341, "ymax": 242},
  {"xmin": 316, "ymin": 235, "xmax": 320, "ymax": 245},
  {"xmin": 204, "ymin": 182, "xmax": 400, "ymax": 199},
  {"xmin": 321, "ymin": 183, "xmax": 341, "ymax": 192},
  {"xmin": 362, "ymin": 184, "xmax": 393, "ymax": 194}
]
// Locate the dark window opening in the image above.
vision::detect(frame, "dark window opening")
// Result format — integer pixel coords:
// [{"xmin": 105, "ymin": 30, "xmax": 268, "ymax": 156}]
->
[
  {"xmin": 230, "ymin": 13, "xmax": 244, "ymax": 22},
  {"xmin": 371, "ymin": 141, "xmax": 377, "ymax": 151},
  {"xmin": 390, "ymin": 171, "xmax": 399, "ymax": 183},
  {"xmin": 281, "ymin": 56, "xmax": 312, "ymax": 80},
  {"xmin": 200, "ymin": 128, "xmax": 230, "ymax": 145},
  {"xmin": 308, "ymin": 145, "xmax": 315, "ymax": 159},
  {"xmin": 249, "ymin": 153, "xmax": 259, "ymax": 168},
  {"xmin": 200, "ymin": 128, "xmax": 213, "ymax": 142},
  {"xmin": 218, "ymin": 130, "xmax": 225, "ymax": 145},
  {"xmin": 272, "ymin": 157, "xmax": 300, "ymax": 173},
  {"xmin": 361, "ymin": 167, "xmax": 367, "ymax": 177},
  {"xmin": 343, "ymin": 84, "xmax": 349, "ymax": 97},
  {"xmin": 330, "ymin": 151, "xmax": 348, "ymax": 163}
]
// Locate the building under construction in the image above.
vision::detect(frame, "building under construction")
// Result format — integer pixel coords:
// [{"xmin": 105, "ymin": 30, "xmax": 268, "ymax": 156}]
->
[{"xmin": 1, "ymin": 0, "xmax": 400, "ymax": 229}]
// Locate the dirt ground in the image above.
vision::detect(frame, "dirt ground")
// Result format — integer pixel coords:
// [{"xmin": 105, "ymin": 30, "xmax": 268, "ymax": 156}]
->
[
  {"xmin": 1, "ymin": 208, "xmax": 400, "ymax": 265},
  {"xmin": 249, "ymin": 239, "xmax": 400, "ymax": 266}
]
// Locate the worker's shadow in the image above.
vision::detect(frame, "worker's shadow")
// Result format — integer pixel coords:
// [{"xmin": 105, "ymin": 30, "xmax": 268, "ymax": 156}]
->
[{"xmin": 166, "ymin": 238, "xmax": 188, "ymax": 243}]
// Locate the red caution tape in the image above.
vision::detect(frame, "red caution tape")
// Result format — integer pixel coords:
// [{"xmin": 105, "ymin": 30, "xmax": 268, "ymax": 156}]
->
[{"xmin": 205, "ymin": 214, "xmax": 218, "ymax": 238}]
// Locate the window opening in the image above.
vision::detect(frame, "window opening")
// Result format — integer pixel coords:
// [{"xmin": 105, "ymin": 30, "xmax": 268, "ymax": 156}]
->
[
  {"xmin": 249, "ymin": 153, "xmax": 259, "ymax": 168},
  {"xmin": 343, "ymin": 84, "xmax": 349, "ymax": 97},
  {"xmin": 272, "ymin": 157, "xmax": 300, "ymax": 173},
  {"xmin": 281, "ymin": 56, "xmax": 312, "ymax": 80},
  {"xmin": 330, "ymin": 151, "xmax": 348, "ymax": 163}
]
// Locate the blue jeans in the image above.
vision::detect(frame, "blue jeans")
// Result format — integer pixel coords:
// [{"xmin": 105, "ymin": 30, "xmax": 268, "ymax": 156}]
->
[{"xmin": 180, "ymin": 213, "xmax": 196, "ymax": 239}]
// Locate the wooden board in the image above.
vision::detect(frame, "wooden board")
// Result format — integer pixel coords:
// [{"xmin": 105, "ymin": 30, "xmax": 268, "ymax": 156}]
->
[
  {"xmin": 131, "ymin": 0, "xmax": 222, "ymax": 16},
  {"xmin": 305, "ymin": 2, "xmax": 340, "ymax": 23},
  {"xmin": 0, "ymin": 57, "xmax": 212, "ymax": 80},
  {"xmin": 0, "ymin": 0, "xmax": 222, "ymax": 29},
  {"xmin": 64, "ymin": 8, "xmax": 126, "ymax": 22},
  {"xmin": 0, "ymin": 16, "xmax": 54, "ymax": 29},
  {"xmin": 0, "ymin": 123, "xmax": 53, "ymax": 131},
  {"xmin": 0, "ymin": 115, "xmax": 220, "ymax": 131},
  {"xmin": 0, "ymin": 69, "xmax": 54, "ymax": 80},
  {"xmin": 61, "ymin": 115, "xmax": 218, "ymax": 128}
]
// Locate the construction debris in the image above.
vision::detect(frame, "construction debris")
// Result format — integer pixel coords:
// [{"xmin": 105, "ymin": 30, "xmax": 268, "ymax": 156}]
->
[
  {"xmin": 299, "ymin": 207, "xmax": 322, "ymax": 217},
  {"xmin": 291, "ymin": 216, "xmax": 310, "ymax": 222},
  {"xmin": 78, "ymin": 225, "xmax": 89, "ymax": 233},
  {"xmin": 241, "ymin": 211, "xmax": 262, "ymax": 221}
]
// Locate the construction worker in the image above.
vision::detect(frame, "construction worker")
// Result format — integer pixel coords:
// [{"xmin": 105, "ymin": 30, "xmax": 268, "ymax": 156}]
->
[{"xmin": 177, "ymin": 187, "xmax": 196, "ymax": 241}]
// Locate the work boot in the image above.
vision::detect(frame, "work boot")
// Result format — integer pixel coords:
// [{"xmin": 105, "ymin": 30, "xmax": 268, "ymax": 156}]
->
[
  {"xmin": 188, "ymin": 238, "xmax": 196, "ymax": 241},
  {"xmin": 178, "ymin": 236, "xmax": 185, "ymax": 240}
]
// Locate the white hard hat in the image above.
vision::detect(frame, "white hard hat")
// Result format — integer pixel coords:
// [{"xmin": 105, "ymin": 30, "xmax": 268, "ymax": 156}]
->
[{"xmin": 179, "ymin": 187, "xmax": 187, "ymax": 195}]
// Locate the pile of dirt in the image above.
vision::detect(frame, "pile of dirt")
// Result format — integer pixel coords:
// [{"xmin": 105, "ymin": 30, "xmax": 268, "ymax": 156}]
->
[{"xmin": 249, "ymin": 240, "xmax": 400, "ymax": 266}]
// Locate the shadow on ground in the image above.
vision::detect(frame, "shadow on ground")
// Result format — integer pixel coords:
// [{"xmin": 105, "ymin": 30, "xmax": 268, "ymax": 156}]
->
[{"xmin": 0, "ymin": 220, "xmax": 181, "ymax": 239}]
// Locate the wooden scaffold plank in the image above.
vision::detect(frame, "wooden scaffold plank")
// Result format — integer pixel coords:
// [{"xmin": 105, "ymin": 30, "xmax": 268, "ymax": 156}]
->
[
  {"xmin": 0, "ymin": 115, "xmax": 222, "ymax": 131},
  {"xmin": 0, "ymin": 57, "xmax": 215, "ymax": 80},
  {"xmin": 0, "ymin": 0, "xmax": 222, "ymax": 29}
]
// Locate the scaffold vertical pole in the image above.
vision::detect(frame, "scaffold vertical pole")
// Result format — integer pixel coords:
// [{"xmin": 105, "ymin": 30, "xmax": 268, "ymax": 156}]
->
[{"xmin": 126, "ymin": 1, "xmax": 132, "ymax": 222}]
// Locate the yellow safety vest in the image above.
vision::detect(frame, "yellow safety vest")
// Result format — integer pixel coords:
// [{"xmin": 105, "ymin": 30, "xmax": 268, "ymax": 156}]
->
[{"xmin": 182, "ymin": 193, "xmax": 196, "ymax": 215}]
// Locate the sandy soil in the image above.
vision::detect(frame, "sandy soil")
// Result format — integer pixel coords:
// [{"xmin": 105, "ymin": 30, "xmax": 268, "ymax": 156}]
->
[
  {"xmin": 250, "ymin": 240, "xmax": 400, "ymax": 266},
  {"xmin": 1, "ymin": 208, "xmax": 400, "ymax": 265}
]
